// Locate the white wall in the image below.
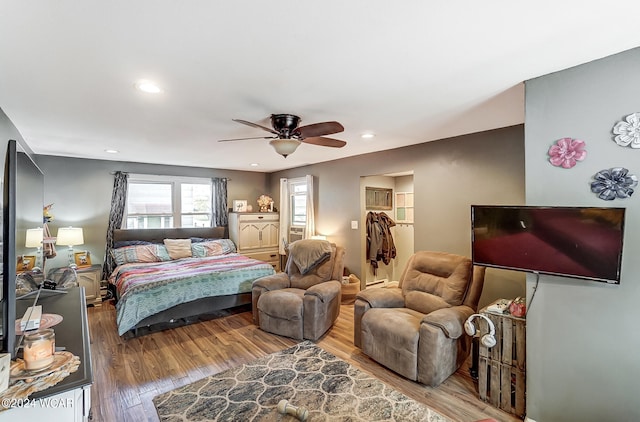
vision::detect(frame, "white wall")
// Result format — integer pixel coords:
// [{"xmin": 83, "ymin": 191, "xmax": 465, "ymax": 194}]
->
[{"xmin": 525, "ymin": 47, "xmax": 640, "ymax": 421}]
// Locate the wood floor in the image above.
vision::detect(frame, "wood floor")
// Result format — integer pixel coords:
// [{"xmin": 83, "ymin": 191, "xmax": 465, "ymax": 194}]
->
[{"xmin": 88, "ymin": 302, "xmax": 520, "ymax": 422}]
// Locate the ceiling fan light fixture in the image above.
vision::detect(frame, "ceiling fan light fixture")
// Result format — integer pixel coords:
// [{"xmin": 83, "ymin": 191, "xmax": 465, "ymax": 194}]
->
[{"xmin": 270, "ymin": 139, "xmax": 301, "ymax": 158}]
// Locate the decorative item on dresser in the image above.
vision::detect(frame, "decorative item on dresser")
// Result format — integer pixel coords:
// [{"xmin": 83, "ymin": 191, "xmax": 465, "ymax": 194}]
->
[
  {"xmin": 257, "ymin": 194, "xmax": 273, "ymax": 212},
  {"xmin": 228, "ymin": 212, "xmax": 280, "ymax": 271},
  {"xmin": 109, "ymin": 227, "xmax": 275, "ymax": 336},
  {"xmin": 73, "ymin": 251, "xmax": 92, "ymax": 268},
  {"xmin": 232, "ymin": 199, "xmax": 247, "ymax": 212}
]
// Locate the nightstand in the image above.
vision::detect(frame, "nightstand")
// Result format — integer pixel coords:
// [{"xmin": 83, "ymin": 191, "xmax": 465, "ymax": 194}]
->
[{"xmin": 48, "ymin": 264, "xmax": 103, "ymax": 306}]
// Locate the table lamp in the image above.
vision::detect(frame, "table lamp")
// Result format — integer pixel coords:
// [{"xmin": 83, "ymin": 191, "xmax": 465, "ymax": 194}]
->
[
  {"xmin": 56, "ymin": 226, "xmax": 84, "ymax": 266},
  {"xmin": 25, "ymin": 227, "xmax": 44, "ymax": 269}
]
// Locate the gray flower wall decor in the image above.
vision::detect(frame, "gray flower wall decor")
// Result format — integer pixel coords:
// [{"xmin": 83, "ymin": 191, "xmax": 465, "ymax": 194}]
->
[
  {"xmin": 591, "ymin": 167, "xmax": 638, "ymax": 200},
  {"xmin": 612, "ymin": 112, "xmax": 640, "ymax": 148}
]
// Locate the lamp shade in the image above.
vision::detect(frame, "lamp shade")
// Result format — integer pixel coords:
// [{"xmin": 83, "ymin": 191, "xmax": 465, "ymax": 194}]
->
[
  {"xmin": 56, "ymin": 227, "xmax": 84, "ymax": 247},
  {"xmin": 269, "ymin": 139, "xmax": 301, "ymax": 157},
  {"xmin": 25, "ymin": 227, "xmax": 44, "ymax": 248}
]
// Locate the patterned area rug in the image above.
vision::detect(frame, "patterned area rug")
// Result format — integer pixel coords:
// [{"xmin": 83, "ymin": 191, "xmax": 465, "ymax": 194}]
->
[{"xmin": 153, "ymin": 341, "xmax": 449, "ymax": 421}]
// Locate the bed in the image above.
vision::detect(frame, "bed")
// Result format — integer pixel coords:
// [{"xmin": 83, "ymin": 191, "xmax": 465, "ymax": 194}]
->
[{"xmin": 110, "ymin": 227, "xmax": 276, "ymax": 336}]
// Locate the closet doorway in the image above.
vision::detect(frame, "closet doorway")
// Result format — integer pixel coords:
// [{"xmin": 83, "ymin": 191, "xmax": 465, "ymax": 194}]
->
[{"xmin": 360, "ymin": 171, "xmax": 414, "ymax": 288}]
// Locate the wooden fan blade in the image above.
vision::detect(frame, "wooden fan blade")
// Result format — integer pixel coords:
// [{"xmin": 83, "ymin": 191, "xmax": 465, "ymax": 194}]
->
[
  {"xmin": 232, "ymin": 119, "xmax": 279, "ymax": 135},
  {"xmin": 294, "ymin": 121, "xmax": 344, "ymax": 138},
  {"xmin": 300, "ymin": 136, "xmax": 347, "ymax": 148},
  {"xmin": 218, "ymin": 136, "xmax": 277, "ymax": 142}
]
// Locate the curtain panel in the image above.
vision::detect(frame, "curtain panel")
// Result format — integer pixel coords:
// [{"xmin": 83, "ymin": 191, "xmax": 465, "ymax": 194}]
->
[
  {"xmin": 212, "ymin": 177, "xmax": 228, "ymax": 227},
  {"xmin": 102, "ymin": 171, "xmax": 128, "ymax": 280},
  {"xmin": 279, "ymin": 178, "xmax": 289, "ymax": 255},
  {"xmin": 304, "ymin": 174, "xmax": 315, "ymax": 239}
]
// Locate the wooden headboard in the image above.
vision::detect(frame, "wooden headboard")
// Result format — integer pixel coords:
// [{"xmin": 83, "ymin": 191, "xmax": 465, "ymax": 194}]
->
[{"xmin": 113, "ymin": 227, "xmax": 226, "ymax": 244}]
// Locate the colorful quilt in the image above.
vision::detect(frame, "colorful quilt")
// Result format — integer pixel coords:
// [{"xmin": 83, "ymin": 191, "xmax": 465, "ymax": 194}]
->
[{"xmin": 110, "ymin": 253, "xmax": 275, "ymax": 335}]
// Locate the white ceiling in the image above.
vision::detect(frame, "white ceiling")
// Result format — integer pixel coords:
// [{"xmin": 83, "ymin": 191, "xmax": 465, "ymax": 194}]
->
[{"xmin": 1, "ymin": 2, "xmax": 639, "ymax": 172}]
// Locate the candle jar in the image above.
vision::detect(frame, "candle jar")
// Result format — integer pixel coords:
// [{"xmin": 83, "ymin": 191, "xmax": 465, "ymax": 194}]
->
[{"xmin": 23, "ymin": 329, "xmax": 55, "ymax": 371}]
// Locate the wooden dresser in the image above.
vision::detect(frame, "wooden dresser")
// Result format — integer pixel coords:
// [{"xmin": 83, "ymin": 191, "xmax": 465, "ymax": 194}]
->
[{"xmin": 229, "ymin": 212, "xmax": 280, "ymax": 271}]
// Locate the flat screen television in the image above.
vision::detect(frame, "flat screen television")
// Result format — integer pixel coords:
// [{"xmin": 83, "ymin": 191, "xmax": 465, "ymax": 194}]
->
[
  {"xmin": 1, "ymin": 139, "xmax": 44, "ymax": 358},
  {"xmin": 471, "ymin": 205, "xmax": 625, "ymax": 284}
]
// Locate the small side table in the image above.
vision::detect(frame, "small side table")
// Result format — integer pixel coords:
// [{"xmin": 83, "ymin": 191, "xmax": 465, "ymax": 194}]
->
[{"xmin": 48, "ymin": 264, "xmax": 103, "ymax": 306}]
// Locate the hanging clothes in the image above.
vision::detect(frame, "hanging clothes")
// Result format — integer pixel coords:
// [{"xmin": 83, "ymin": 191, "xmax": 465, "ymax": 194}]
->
[{"xmin": 366, "ymin": 211, "xmax": 397, "ymax": 275}]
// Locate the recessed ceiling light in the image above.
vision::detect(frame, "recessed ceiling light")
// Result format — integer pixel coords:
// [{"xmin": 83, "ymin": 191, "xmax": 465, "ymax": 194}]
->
[
  {"xmin": 105, "ymin": 149, "xmax": 119, "ymax": 154},
  {"xmin": 134, "ymin": 80, "xmax": 162, "ymax": 94},
  {"xmin": 361, "ymin": 133, "xmax": 375, "ymax": 139},
  {"xmin": 250, "ymin": 163, "xmax": 259, "ymax": 167}
]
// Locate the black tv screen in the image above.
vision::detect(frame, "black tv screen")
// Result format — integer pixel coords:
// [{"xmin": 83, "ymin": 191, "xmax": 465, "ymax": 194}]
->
[
  {"xmin": 471, "ymin": 205, "xmax": 625, "ymax": 284},
  {"xmin": 1, "ymin": 140, "xmax": 44, "ymax": 358}
]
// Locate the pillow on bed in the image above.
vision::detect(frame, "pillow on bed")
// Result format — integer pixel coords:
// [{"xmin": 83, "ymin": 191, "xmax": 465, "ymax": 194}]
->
[
  {"xmin": 190, "ymin": 237, "xmax": 219, "ymax": 243},
  {"xmin": 111, "ymin": 244, "xmax": 171, "ymax": 265},
  {"xmin": 113, "ymin": 240, "xmax": 154, "ymax": 249},
  {"xmin": 191, "ymin": 239, "xmax": 236, "ymax": 257},
  {"xmin": 164, "ymin": 238, "xmax": 193, "ymax": 259}
]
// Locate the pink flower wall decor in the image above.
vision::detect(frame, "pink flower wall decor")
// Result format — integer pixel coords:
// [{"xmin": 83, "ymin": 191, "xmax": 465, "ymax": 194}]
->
[{"xmin": 548, "ymin": 137, "xmax": 587, "ymax": 169}]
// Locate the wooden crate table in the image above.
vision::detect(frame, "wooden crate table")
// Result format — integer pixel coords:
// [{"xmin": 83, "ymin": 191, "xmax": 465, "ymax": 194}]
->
[{"xmin": 477, "ymin": 303, "xmax": 526, "ymax": 419}]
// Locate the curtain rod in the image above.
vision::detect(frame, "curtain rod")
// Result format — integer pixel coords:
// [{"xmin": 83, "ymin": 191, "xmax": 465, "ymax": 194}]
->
[{"xmin": 109, "ymin": 171, "xmax": 230, "ymax": 181}]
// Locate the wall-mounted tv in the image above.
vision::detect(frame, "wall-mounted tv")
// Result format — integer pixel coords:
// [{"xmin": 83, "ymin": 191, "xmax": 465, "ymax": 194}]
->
[
  {"xmin": 471, "ymin": 205, "xmax": 625, "ymax": 284},
  {"xmin": 1, "ymin": 139, "xmax": 44, "ymax": 358}
]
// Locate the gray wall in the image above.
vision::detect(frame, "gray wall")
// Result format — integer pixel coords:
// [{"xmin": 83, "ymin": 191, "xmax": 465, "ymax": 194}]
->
[
  {"xmin": 34, "ymin": 155, "xmax": 269, "ymax": 271},
  {"xmin": 4, "ymin": 106, "xmax": 527, "ymax": 312},
  {"xmin": 269, "ymin": 125, "xmax": 527, "ymax": 308},
  {"xmin": 525, "ymin": 48, "xmax": 640, "ymax": 420}
]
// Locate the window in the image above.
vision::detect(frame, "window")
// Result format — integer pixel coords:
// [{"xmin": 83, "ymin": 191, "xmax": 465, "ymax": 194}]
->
[
  {"xmin": 289, "ymin": 178, "xmax": 307, "ymax": 227},
  {"xmin": 365, "ymin": 186, "xmax": 393, "ymax": 210},
  {"xmin": 395, "ymin": 191, "xmax": 414, "ymax": 223},
  {"xmin": 125, "ymin": 175, "xmax": 212, "ymax": 229}
]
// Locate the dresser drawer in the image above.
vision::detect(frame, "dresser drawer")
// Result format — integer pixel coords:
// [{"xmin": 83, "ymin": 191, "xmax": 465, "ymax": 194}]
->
[
  {"xmin": 237, "ymin": 212, "xmax": 279, "ymax": 223},
  {"xmin": 244, "ymin": 250, "xmax": 281, "ymax": 272},
  {"xmin": 244, "ymin": 250, "xmax": 279, "ymax": 262}
]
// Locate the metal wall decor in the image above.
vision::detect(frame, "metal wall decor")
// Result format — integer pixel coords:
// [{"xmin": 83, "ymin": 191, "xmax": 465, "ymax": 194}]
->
[
  {"xmin": 612, "ymin": 112, "xmax": 640, "ymax": 148},
  {"xmin": 548, "ymin": 137, "xmax": 587, "ymax": 168},
  {"xmin": 590, "ymin": 167, "xmax": 638, "ymax": 200}
]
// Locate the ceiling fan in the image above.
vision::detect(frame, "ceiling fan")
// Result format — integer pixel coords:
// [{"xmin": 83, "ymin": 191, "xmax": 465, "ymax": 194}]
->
[{"xmin": 218, "ymin": 114, "xmax": 347, "ymax": 157}]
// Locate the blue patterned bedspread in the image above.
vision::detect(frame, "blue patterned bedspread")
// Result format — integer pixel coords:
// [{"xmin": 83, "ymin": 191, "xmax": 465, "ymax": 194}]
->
[{"xmin": 110, "ymin": 253, "xmax": 275, "ymax": 335}]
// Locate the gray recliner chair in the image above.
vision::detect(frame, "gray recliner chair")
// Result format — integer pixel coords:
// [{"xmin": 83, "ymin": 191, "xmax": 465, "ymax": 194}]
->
[
  {"xmin": 252, "ymin": 239, "xmax": 345, "ymax": 341},
  {"xmin": 354, "ymin": 250, "xmax": 485, "ymax": 387}
]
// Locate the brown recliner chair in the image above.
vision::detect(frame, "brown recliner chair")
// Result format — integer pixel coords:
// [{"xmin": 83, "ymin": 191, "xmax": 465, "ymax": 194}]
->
[
  {"xmin": 252, "ymin": 239, "xmax": 345, "ymax": 341},
  {"xmin": 354, "ymin": 251, "xmax": 485, "ymax": 387}
]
